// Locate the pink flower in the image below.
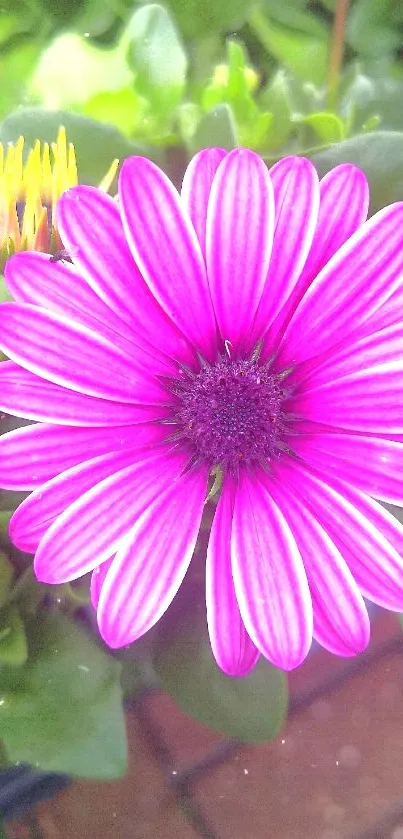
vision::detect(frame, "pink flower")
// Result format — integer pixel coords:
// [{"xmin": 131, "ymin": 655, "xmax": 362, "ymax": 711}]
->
[{"xmin": 0, "ymin": 148, "xmax": 403, "ymax": 676}]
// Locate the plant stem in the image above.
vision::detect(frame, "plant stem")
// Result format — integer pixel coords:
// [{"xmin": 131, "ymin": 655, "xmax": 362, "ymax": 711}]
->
[{"xmin": 327, "ymin": 0, "xmax": 350, "ymax": 109}]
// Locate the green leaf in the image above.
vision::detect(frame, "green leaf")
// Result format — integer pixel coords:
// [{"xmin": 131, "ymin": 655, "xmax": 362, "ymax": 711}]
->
[
  {"xmin": 82, "ymin": 88, "xmax": 146, "ymax": 136},
  {"xmin": 192, "ymin": 104, "xmax": 238, "ymax": 151},
  {"xmin": 155, "ymin": 621, "xmax": 287, "ymax": 743},
  {"xmin": 347, "ymin": 0, "xmax": 403, "ymax": 58},
  {"xmin": 154, "ymin": 545, "xmax": 287, "ymax": 743},
  {"xmin": 29, "ymin": 33, "xmax": 133, "ymax": 109},
  {"xmin": 260, "ymin": 70, "xmax": 293, "ymax": 150},
  {"xmin": 340, "ymin": 66, "xmax": 403, "ymax": 132},
  {"xmin": 0, "ymin": 606, "xmax": 27, "ymax": 666},
  {"xmin": 0, "ymin": 612, "xmax": 127, "ymax": 778},
  {"xmin": 0, "ymin": 42, "xmax": 40, "ymax": 121},
  {"xmin": 200, "ymin": 41, "xmax": 271, "ymax": 148},
  {"xmin": 165, "ymin": 0, "xmax": 250, "ymax": 39},
  {"xmin": 202, "ymin": 41, "xmax": 255, "ymax": 119},
  {"xmin": 262, "ymin": 0, "xmax": 330, "ymax": 38},
  {"xmin": 0, "ymin": 280, "xmax": 13, "ymax": 304},
  {"xmin": 296, "ymin": 111, "xmax": 345, "ymax": 143},
  {"xmin": 249, "ymin": 7, "xmax": 329, "ymax": 84},
  {"xmin": 0, "ymin": 552, "xmax": 14, "ymax": 611},
  {"xmin": 0, "ymin": 108, "xmax": 145, "ymax": 186},
  {"xmin": 311, "ymin": 131, "xmax": 403, "ymax": 213},
  {"xmin": 123, "ymin": 4, "xmax": 187, "ymax": 117}
]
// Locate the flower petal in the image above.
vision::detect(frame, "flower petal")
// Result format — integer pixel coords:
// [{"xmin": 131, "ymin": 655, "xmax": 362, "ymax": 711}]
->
[
  {"xmin": 0, "ymin": 302, "xmax": 165, "ymax": 404},
  {"xmin": 249, "ymin": 156, "xmax": 319, "ymax": 347},
  {"xmin": 181, "ymin": 148, "xmax": 227, "ymax": 258},
  {"xmin": 231, "ymin": 471, "xmax": 312, "ymax": 670},
  {"xmin": 0, "ymin": 422, "xmax": 164, "ymax": 490},
  {"xmin": 297, "ymin": 321, "xmax": 403, "ymax": 389},
  {"xmin": 119, "ymin": 156, "xmax": 217, "ymax": 359},
  {"xmin": 266, "ymin": 163, "xmax": 369, "ymax": 348},
  {"xmin": 206, "ymin": 148, "xmax": 274, "ymax": 352},
  {"xmin": 57, "ymin": 185, "xmax": 193, "ymax": 364},
  {"xmin": 278, "ymin": 202, "xmax": 403, "ymax": 367},
  {"xmin": 269, "ymin": 478, "xmax": 370, "ymax": 656},
  {"xmin": 0, "ymin": 362, "xmax": 164, "ymax": 426},
  {"xmin": 276, "ymin": 461, "xmax": 403, "ymax": 611},
  {"xmin": 291, "ymin": 432, "xmax": 403, "ymax": 505},
  {"xmin": 312, "ymin": 596, "xmax": 360, "ymax": 657},
  {"xmin": 91, "ymin": 558, "xmax": 113, "ymax": 608},
  {"xmin": 294, "ymin": 367, "xmax": 403, "ymax": 434},
  {"xmin": 97, "ymin": 465, "xmax": 208, "ymax": 648},
  {"xmin": 206, "ymin": 479, "xmax": 260, "ymax": 677},
  {"xmin": 34, "ymin": 449, "xmax": 188, "ymax": 583},
  {"xmin": 5, "ymin": 252, "xmax": 175, "ymax": 375},
  {"xmin": 10, "ymin": 444, "xmax": 164, "ymax": 552}
]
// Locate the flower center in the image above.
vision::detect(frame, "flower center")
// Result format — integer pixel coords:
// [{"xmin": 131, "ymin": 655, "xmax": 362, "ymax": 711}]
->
[{"xmin": 167, "ymin": 353, "xmax": 291, "ymax": 473}]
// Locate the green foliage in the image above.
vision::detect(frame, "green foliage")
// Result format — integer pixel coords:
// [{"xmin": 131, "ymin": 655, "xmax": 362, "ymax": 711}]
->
[
  {"xmin": 153, "ymin": 544, "xmax": 288, "ymax": 743},
  {"xmin": 123, "ymin": 4, "xmax": 187, "ymax": 122},
  {"xmin": 311, "ymin": 130, "xmax": 403, "ymax": 213},
  {"xmin": 165, "ymin": 0, "xmax": 251, "ymax": 39},
  {"xmin": 347, "ymin": 0, "xmax": 403, "ymax": 58},
  {"xmin": 249, "ymin": 7, "xmax": 329, "ymax": 85},
  {"xmin": 155, "ymin": 622, "xmax": 288, "ymax": 742},
  {"xmin": 2, "ymin": 0, "xmax": 403, "ymax": 154},
  {"xmin": 192, "ymin": 104, "xmax": 238, "ymax": 151},
  {"xmin": 0, "ymin": 612, "xmax": 127, "ymax": 778},
  {"xmin": 0, "ymin": 552, "xmax": 14, "ymax": 611},
  {"xmin": 0, "ymin": 606, "xmax": 27, "ymax": 666}
]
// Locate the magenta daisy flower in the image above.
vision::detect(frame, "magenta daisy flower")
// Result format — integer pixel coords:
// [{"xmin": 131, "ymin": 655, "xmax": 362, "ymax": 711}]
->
[{"xmin": 0, "ymin": 148, "xmax": 403, "ymax": 676}]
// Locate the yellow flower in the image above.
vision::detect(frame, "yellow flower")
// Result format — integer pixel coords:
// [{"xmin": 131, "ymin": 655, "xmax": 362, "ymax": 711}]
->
[{"xmin": 0, "ymin": 126, "xmax": 118, "ymax": 269}]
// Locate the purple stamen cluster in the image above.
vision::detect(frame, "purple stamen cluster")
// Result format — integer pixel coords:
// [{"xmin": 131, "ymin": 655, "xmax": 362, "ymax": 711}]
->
[{"xmin": 168, "ymin": 355, "xmax": 291, "ymax": 472}]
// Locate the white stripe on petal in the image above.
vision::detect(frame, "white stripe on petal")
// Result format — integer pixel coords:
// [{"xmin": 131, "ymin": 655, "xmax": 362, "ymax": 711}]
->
[
  {"xmin": 231, "ymin": 471, "xmax": 312, "ymax": 670},
  {"xmin": 97, "ymin": 466, "xmax": 208, "ymax": 648}
]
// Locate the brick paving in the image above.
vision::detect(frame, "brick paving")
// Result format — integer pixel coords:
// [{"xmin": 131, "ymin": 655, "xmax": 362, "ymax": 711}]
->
[{"xmin": 6, "ymin": 611, "xmax": 403, "ymax": 839}]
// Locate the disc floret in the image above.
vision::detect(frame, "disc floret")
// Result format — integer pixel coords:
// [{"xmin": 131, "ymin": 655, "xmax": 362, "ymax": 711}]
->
[{"xmin": 167, "ymin": 351, "xmax": 292, "ymax": 473}]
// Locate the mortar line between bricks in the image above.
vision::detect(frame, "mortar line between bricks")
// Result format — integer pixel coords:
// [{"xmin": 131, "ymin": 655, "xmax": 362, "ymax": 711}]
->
[
  {"xmin": 289, "ymin": 633, "xmax": 403, "ymax": 716},
  {"xmin": 135, "ymin": 697, "xmax": 219, "ymax": 839},
  {"xmin": 164, "ymin": 632, "xmax": 403, "ymax": 791}
]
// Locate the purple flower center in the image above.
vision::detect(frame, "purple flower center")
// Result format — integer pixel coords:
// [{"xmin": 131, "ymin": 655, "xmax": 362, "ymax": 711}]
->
[{"xmin": 167, "ymin": 354, "xmax": 291, "ymax": 473}]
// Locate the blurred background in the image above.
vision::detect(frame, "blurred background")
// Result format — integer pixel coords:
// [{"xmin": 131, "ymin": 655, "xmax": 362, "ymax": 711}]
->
[{"xmin": 2, "ymin": 1, "xmax": 403, "ymax": 837}]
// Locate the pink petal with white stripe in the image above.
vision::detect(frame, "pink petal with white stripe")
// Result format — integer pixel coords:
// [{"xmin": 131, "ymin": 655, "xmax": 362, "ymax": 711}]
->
[
  {"xmin": 10, "ymin": 444, "xmax": 162, "ymax": 552},
  {"xmin": 34, "ymin": 449, "xmax": 188, "ymax": 584},
  {"xmin": 277, "ymin": 461, "xmax": 403, "ymax": 611},
  {"xmin": 291, "ymin": 432, "xmax": 403, "ymax": 505},
  {"xmin": 294, "ymin": 368, "xmax": 403, "ymax": 434},
  {"xmin": 312, "ymin": 596, "xmax": 359, "ymax": 657},
  {"xmin": 97, "ymin": 466, "xmax": 208, "ymax": 648},
  {"xmin": 206, "ymin": 479, "xmax": 259, "ymax": 677},
  {"xmin": 267, "ymin": 163, "xmax": 369, "ymax": 348},
  {"xmin": 206, "ymin": 149, "xmax": 274, "ymax": 351},
  {"xmin": 297, "ymin": 322, "xmax": 403, "ymax": 390},
  {"xmin": 0, "ymin": 422, "xmax": 164, "ymax": 490},
  {"xmin": 91, "ymin": 558, "xmax": 113, "ymax": 608},
  {"xmin": 0, "ymin": 362, "xmax": 165, "ymax": 426},
  {"xmin": 0, "ymin": 303, "xmax": 165, "ymax": 404},
  {"xmin": 277, "ymin": 202, "xmax": 403, "ymax": 367},
  {"xmin": 355, "ymin": 284, "xmax": 403, "ymax": 339},
  {"xmin": 5, "ymin": 252, "xmax": 175, "ymax": 375},
  {"xmin": 57, "ymin": 186, "xmax": 192, "ymax": 364},
  {"xmin": 249, "ymin": 156, "xmax": 319, "ymax": 348},
  {"xmin": 269, "ymin": 479, "xmax": 370, "ymax": 656},
  {"xmin": 119, "ymin": 156, "xmax": 217, "ymax": 359},
  {"xmin": 181, "ymin": 148, "xmax": 227, "ymax": 258},
  {"xmin": 231, "ymin": 471, "xmax": 312, "ymax": 670}
]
